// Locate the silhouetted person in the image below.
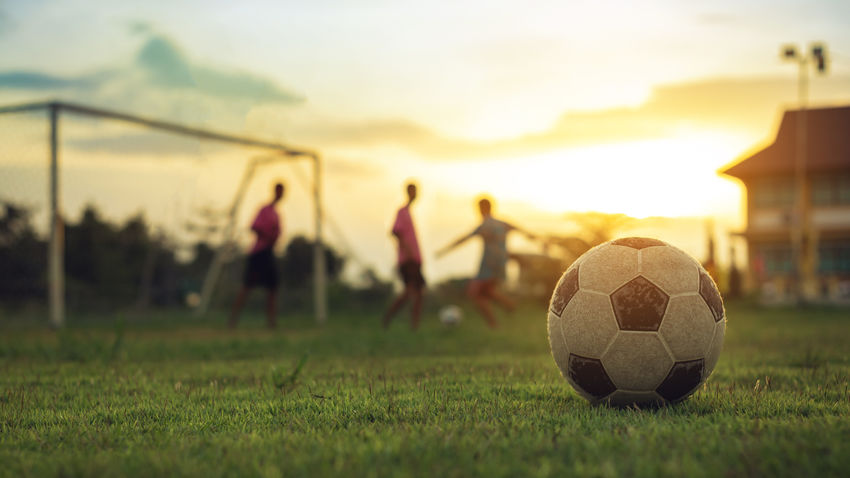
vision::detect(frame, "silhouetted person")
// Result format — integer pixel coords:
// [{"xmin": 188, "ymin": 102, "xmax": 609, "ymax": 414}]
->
[
  {"xmin": 728, "ymin": 245, "xmax": 742, "ymax": 299},
  {"xmin": 229, "ymin": 182, "xmax": 285, "ymax": 329},
  {"xmin": 437, "ymin": 197, "xmax": 537, "ymax": 328},
  {"xmin": 382, "ymin": 182, "xmax": 425, "ymax": 330}
]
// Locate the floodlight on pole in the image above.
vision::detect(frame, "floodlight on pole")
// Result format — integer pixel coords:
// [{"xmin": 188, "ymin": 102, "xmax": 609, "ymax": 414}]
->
[
  {"xmin": 782, "ymin": 45, "xmax": 798, "ymax": 59},
  {"xmin": 780, "ymin": 42, "xmax": 829, "ymax": 302}
]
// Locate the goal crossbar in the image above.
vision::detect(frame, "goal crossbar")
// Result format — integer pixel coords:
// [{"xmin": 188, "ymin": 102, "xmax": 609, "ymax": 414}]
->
[
  {"xmin": 0, "ymin": 100, "xmax": 316, "ymax": 154},
  {"xmin": 0, "ymin": 100, "xmax": 327, "ymax": 326}
]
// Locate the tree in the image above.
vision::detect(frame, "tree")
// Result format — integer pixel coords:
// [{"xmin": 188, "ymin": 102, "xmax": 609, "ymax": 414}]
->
[
  {"xmin": 546, "ymin": 212, "xmax": 636, "ymax": 268},
  {"xmin": 279, "ymin": 236, "xmax": 345, "ymax": 289},
  {"xmin": 565, "ymin": 211, "xmax": 634, "ymax": 247},
  {"xmin": 0, "ymin": 202, "xmax": 364, "ymax": 313},
  {"xmin": 0, "ymin": 201, "xmax": 45, "ymax": 301}
]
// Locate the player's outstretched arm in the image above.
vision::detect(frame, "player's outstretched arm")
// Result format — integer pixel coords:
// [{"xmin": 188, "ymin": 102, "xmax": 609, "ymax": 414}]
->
[
  {"xmin": 436, "ymin": 231, "xmax": 475, "ymax": 258},
  {"xmin": 507, "ymin": 222, "xmax": 539, "ymax": 242}
]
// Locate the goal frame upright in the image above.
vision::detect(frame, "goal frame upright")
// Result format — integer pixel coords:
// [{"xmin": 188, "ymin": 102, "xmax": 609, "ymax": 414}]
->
[{"xmin": 0, "ymin": 100, "xmax": 328, "ymax": 326}]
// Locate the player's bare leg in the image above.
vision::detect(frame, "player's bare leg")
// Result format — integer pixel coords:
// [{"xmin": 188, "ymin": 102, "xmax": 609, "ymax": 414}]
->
[
  {"xmin": 487, "ymin": 285, "xmax": 516, "ymax": 312},
  {"xmin": 265, "ymin": 289, "xmax": 277, "ymax": 329},
  {"xmin": 382, "ymin": 289, "xmax": 410, "ymax": 328},
  {"xmin": 228, "ymin": 287, "xmax": 251, "ymax": 329},
  {"xmin": 410, "ymin": 286, "xmax": 423, "ymax": 330},
  {"xmin": 468, "ymin": 280, "xmax": 497, "ymax": 328}
]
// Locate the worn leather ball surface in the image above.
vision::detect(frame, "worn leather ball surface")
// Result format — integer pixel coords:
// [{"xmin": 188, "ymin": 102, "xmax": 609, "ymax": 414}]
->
[{"xmin": 548, "ymin": 237, "xmax": 726, "ymax": 406}]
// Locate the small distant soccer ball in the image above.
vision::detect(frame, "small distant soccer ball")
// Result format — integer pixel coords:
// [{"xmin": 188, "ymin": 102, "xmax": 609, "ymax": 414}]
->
[
  {"xmin": 439, "ymin": 305, "xmax": 463, "ymax": 326},
  {"xmin": 548, "ymin": 237, "xmax": 726, "ymax": 406},
  {"xmin": 185, "ymin": 292, "xmax": 202, "ymax": 308}
]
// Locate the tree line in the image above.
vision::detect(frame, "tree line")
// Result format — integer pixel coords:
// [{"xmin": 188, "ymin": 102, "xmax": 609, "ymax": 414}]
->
[{"xmin": 0, "ymin": 201, "xmax": 392, "ymax": 313}]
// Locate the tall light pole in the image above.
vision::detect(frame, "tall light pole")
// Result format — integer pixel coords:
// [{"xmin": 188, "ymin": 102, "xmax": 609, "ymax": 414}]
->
[{"xmin": 781, "ymin": 42, "xmax": 828, "ymax": 302}]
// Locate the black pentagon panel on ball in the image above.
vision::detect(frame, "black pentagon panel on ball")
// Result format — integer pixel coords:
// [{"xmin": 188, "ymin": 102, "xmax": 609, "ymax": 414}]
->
[
  {"xmin": 550, "ymin": 266, "xmax": 580, "ymax": 316},
  {"xmin": 656, "ymin": 359, "xmax": 704, "ymax": 402},
  {"xmin": 610, "ymin": 237, "xmax": 666, "ymax": 249},
  {"xmin": 699, "ymin": 271, "xmax": 724, "ymax": 322},
  {"xmin": 568, "ymin": 353, "xmax": 616, "ymax": 399},
  {"xmin": 610, "ymin": 276, "xmax": 669, "ymax": 331}
]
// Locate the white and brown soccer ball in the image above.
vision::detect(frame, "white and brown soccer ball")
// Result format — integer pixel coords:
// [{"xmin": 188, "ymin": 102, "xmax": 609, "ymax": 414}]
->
[{"xmin": 548, "ymin": 237, "xmax": 726, "ymax": 406}]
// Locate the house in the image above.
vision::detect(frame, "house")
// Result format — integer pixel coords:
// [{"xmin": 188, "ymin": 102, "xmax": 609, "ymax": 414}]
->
[{"xmin": 719, "ymin": 105, "xmax": 850, "ymax": 303}]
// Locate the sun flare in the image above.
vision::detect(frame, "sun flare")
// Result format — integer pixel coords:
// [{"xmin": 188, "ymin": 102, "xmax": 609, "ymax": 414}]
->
[{"xmin": 431, "ymin": 132, "xmax": 747, "ymax": 219}]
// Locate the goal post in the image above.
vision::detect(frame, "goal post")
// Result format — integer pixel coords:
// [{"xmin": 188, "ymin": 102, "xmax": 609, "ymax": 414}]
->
[
  {"xmin": 312, "ymin": 153, "xmax": 327, "ymax": 325},
  {"xmin": 49, "ymin": 104, "xmax": 63, "ymax": 329},
  {"xmin": 0, "ymin": 100, "xmax": 327, "ymax": 326}
]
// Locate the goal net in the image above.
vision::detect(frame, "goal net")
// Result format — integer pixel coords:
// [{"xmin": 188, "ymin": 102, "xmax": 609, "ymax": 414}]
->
[{"xmin": 0, "ymin": 101, "xmax": 326, "ymax": 326}]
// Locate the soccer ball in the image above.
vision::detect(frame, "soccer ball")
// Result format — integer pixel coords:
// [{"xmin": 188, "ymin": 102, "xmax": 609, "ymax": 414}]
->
[
  {"xmin": 439, "ymin": 305, "xmax": 463, "ymax": 326},
  {"xmin": 548, "ymin": 237, "xmax": 726, "ymax": 406},
  {"xmin": 185, "ymin": 292, "xmax": 201, "ymax": 308}
]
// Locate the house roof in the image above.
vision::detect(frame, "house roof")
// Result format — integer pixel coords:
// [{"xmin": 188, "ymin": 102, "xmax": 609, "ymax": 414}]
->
[{"xmin": 719, "ymin": 105, "xmax": 850, "ymax": 180}]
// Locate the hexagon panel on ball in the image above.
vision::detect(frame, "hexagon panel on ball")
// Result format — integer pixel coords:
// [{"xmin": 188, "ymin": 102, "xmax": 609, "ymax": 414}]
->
[
  {"xmin": 659, "ymin": 295, "xmax": 716, "ymax": 361},
  {"xmin": 561, "ymin": 290, "xmax": 619, "ymax": 358},
  {"xmin": 578, "ymin": 244, "xmax": 639, "ymax": 294},
  {"xmin": 601, "ymin": 332, "xmax": 673, "ymax": 391}
]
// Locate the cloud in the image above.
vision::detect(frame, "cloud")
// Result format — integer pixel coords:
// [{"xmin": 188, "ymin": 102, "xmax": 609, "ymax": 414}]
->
[
  {"xmin": 0, "ymin": 30, "xmax": 304, "ymax": 154},
  {"xmin": 66, "ymin": 132, "xmax": 208, "ymax": 156},
  {"xmin": 135, "ymin": 36, "xmax": 196, "ymax": 89},
  {"xmin": 132, "ymin": 35, "xmax": 304, "ymax": 103},
  {"xmin": 0, "ymin": 71, "xmax": 96, "ymax": 90},
  {"xmin": 290, "ymin": 75, "xmax": 850, "ymax": 160},
  {"xmin": 127, "ymin": 20, "xmax": 153, "ymax": 36},
  {"xmin": 0, "ymin": 32, "xmax": 303, "ymax": 104},
  {"xmin": 325, "ymin": 155, "xmax": 386, "ymax": 178}
]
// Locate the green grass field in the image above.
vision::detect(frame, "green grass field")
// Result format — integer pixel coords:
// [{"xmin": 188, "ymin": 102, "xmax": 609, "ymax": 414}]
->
[{"xmin": 1, "ymin": 301, "xmax": 849, "ymax": 477}]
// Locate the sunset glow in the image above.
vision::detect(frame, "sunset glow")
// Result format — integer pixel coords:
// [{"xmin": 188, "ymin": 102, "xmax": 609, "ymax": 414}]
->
[{"xmin": 430, "ymin": 132, "xmax": 749, "ymax": 219}]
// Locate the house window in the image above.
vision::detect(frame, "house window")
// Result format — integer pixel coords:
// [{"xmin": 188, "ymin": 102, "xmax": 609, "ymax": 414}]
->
[
  {"xmin": 757, "ymin": 243, "xmax": 793, "ymax": 274},
  {"xmin": 811, "ymin": 174, "xmax": 850, "ymax": 206},
  {"xmin": 752, "ymin": 178, "xmax": 795, "ymax": 208},
  {"xmin": 819, "ymin": 241, "xmax": 850, "ymax": 273}
]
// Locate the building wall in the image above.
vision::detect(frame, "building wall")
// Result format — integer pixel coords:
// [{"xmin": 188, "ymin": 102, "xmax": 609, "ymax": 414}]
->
[{"xmin": 744, "ymin": 172, "xmax": 850, "ymax": 303}]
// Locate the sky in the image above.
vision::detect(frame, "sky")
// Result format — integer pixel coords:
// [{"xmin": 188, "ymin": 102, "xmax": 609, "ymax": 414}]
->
[{"xmin": 1, "ymin": 0, "xmax": 850, "ymax": 281}]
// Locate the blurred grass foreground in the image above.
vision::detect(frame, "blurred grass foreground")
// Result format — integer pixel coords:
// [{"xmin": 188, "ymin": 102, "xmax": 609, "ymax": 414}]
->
[{"xmin": 1, "ymin": 301, "xmax": 849, "ymax": 477}]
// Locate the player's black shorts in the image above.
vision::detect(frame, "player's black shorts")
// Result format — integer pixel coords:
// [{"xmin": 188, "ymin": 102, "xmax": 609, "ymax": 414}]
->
[
  {"xmin": 398, "ymin": 260, "xmax": 425, "ymax": 290},
  {"xmin": 243, "ymin": 249, "xmax": 278, "ymax": 289}
]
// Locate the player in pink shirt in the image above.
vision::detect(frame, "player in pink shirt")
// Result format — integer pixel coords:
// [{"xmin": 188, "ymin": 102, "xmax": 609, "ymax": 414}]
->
[
  {"xmin": 382, "ymin": 182, "xmax": 425, "ymax": 330},
  {"xmin": 229, "ymin": 182, "xmax": 284, "ymax": 329}
]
